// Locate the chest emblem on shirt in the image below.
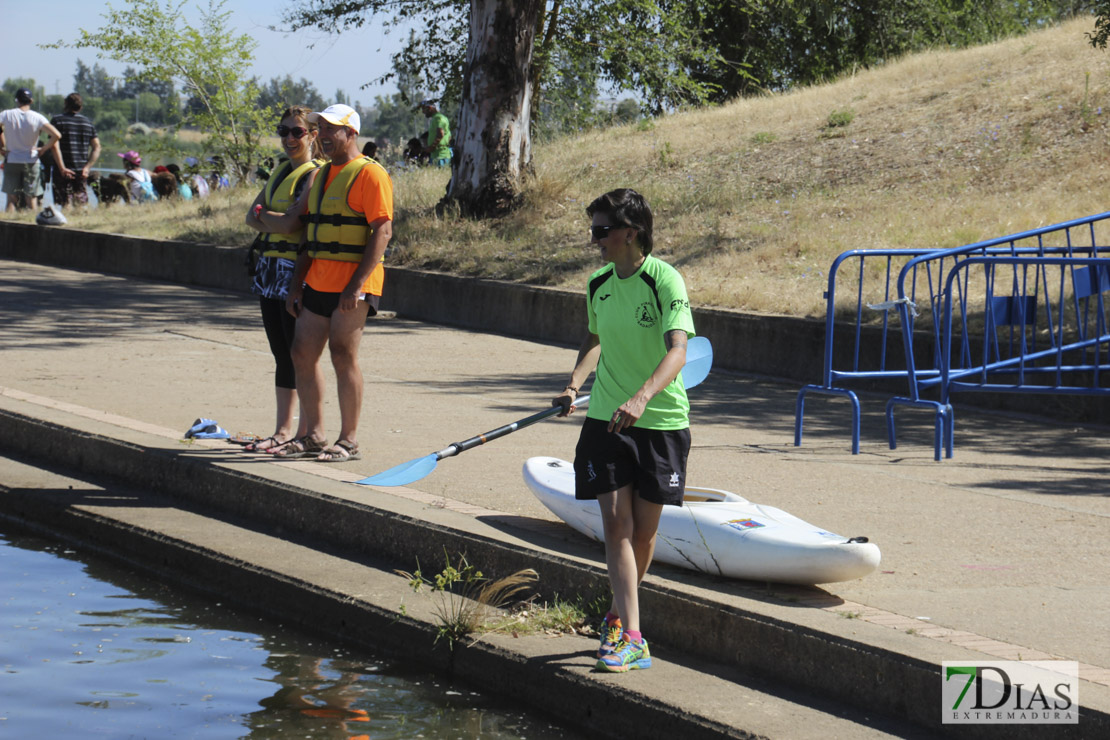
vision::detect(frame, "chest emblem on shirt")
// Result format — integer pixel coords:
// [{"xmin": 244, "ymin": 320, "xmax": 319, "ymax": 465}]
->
[{"xmin": 635, "ymin": 302, "xmax": 657, "ymax": 327}]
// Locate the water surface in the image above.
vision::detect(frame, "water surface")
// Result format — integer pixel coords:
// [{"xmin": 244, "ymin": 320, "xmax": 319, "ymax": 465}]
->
[{"xmin": 0, "ymin": 527, "xmax": 579, "ymax": 739}]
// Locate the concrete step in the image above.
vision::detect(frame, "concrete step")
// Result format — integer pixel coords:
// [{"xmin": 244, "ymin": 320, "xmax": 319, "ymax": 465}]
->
[
  {"xmin": 2, "ymin": 394, "xmax": 1106, "ymax": 739},
  {"xmin": 0, "ymin": 451, "xmax": 922, "ymax": 740}
]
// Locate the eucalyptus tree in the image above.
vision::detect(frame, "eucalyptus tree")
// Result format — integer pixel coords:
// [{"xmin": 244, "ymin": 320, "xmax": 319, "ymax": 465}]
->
[{"xmin": 280, "ymin": 0, "xmax": 721, "ymax": 216}]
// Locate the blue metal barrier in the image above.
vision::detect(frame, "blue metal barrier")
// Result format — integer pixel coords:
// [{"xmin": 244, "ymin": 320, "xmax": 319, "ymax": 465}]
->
[
  {"xmin": 797, "ymin": 211, "xmax": 1110, "ymax": 459},
  {"xmin": 795, "ymin": 247, "xmax": 943, "ymax": 454},
  {"xmin": 941, "ymin": 255, "xmax": 1110, "ymax": 400}
]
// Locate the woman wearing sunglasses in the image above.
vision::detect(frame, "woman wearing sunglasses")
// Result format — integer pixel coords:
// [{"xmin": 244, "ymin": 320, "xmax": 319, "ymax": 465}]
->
[
  {"xmin": 551, "ymin": 188, "xmax": 696, "ymax": 673},
  {"xmin": 241, "ymin": 105, "xmax": 325, "ymax": 453}
]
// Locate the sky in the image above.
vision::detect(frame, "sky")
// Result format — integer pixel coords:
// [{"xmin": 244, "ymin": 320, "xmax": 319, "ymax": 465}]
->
[{"xmin": 0, "ymin": 0, "xmax": 410, "ymax": 108}]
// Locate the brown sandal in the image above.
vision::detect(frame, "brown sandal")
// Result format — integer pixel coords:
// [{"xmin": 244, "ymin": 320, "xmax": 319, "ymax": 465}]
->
[
  {"xmin": 270, "ymin": 435, "xmax": 326, "ymax": 459},
  {"xmin": 316, "ymin": 439, "xmax": 361, "ymax": 463},
  {"xmin": 244, "ymin": 435, "xmax": 286, "ymax": 452}
]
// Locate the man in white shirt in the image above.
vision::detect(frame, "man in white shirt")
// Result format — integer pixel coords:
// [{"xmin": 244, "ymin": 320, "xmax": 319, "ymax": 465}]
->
[{"xmin": 0, "ymin": 88, "xmax": 65, "ymax": 212}]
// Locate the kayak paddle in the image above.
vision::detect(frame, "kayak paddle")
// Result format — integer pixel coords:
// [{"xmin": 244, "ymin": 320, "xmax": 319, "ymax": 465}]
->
[{"xmin": 356, "ymin": 336, "xmax": 713, "ymax": 487}]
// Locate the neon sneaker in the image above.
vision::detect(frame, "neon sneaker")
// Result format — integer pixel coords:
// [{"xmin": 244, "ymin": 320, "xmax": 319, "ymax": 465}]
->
[
  {"xmin": 597, "ymin": 617, "xmax": 623, "ymax": 659},
  {"xmin": 596, "ymin": 637, "xmax": 651, "ymax": 672}
]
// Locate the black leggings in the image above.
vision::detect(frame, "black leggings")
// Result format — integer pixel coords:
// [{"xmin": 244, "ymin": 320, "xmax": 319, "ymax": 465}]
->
[{"xmin": 259, "ymin": 296, "xmax": 296, "ymax": 389}]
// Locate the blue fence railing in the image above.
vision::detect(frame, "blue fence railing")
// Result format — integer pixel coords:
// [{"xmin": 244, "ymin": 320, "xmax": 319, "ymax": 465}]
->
[{"xmin": 796, "ymin": 211, "xmax": 1110, "ymax": 459}]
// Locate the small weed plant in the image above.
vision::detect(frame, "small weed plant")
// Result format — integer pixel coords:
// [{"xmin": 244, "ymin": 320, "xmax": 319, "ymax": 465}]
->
[
  {"xmin": 657, "ymin": 140, "xmax": 675, "ymax": 168},
  {"xmin": 826, "ymin": 108, "xmax": 855, "ymax": 128},
  {"xmin": 397, "ymin": 553, "xmax": 538, "ymax": 648}
]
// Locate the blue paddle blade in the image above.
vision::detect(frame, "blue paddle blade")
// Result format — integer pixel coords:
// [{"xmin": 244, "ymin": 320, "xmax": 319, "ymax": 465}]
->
[
  {"xmin": 356, "ymin": 453, "xmax": 439, "ymax": 487},
  {"xmin": 681, "ymin": 336, "xmax": 713, "ymax": 389}
]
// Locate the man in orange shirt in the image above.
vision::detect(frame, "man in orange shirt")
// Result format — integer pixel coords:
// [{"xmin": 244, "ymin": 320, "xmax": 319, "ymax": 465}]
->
[{"xmin": 274, "ymin": 104, "xmax": 393, "ymax": 462}]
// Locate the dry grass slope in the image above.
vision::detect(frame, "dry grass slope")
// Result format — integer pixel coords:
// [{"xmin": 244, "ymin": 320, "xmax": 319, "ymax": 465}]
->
[
  {"xmin": 392, "ymin": 16, "xmax": 1110, "ymax": 318},
  {"xmin": 13, "ymin": 17, "xmax": 1110, "ymax": 318}
]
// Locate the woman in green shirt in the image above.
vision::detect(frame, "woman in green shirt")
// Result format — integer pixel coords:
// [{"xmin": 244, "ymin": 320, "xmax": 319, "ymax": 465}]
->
[{"xmin": 552, "ymin": 188, "xmax": 696, "ymax": 673}]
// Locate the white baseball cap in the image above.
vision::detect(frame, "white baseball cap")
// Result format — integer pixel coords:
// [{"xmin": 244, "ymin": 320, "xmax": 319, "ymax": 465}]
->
[{"xmin": 307, "ymin": 104, "xmax": 361, "ymax": 133}]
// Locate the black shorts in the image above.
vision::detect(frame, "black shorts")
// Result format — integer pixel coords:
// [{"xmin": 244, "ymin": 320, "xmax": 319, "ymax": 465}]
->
[
  {"xmin": 573, "ymin": 418, "xmax": 691, "ymax": 506},
  {"xmin": 301, "ymin": 284, "xmax": 380, "ymax": 318}
]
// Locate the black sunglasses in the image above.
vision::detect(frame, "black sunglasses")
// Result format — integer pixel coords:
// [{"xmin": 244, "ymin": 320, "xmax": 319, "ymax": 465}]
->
[
  {"xmin": 590, "ymin": 224, "xmax": 625, "ymax": 239},
  {"xmin": 276, "ymin": 125, "xmax": 309, "ymax": 139}
]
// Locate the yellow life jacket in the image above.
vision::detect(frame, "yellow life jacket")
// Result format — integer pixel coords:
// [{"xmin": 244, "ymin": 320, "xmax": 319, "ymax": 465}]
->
[
  {"xmin": 260, "ymin": 158, "xmax": 323, "ymax": 259},
  {"xmin": 303, "ymin": 156, "xmax": 385, "ymax": 262}
]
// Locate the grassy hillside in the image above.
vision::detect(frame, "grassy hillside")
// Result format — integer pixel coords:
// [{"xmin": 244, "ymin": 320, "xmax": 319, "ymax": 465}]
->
[{"xmin": 14, "ymin": 16, "xmax": 1110, "ymax": 318}]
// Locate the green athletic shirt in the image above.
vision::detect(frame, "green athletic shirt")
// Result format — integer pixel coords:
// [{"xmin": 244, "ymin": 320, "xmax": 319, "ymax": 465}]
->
[
  {"xmin": 585, "ymin": 255, "xmax": 696, "ymax": 430},
  {"xmin": 427, "ymin": 112, "xmax": 451, "ymax": 160}
]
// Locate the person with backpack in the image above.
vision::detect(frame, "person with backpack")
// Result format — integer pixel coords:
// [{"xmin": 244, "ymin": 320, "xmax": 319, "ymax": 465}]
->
[{"xmin": 119, "ymin": 150, "xmax": 156, "ymax": 203}]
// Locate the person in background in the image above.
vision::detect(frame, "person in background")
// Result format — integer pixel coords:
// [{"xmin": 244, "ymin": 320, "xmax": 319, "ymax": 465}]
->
[
  {"xmin": 361, "ymin": 141, "xmax": 378, "ymax": 161},
  {"xmin": 419, "ymin": 99, "xmax": 451, "ymax": 167},
  {"xmin": 150, "ymin": 165, "xmax": 179, "ymax": 199},
  {"xmin": 551, "ymin": 188, "xmax": 695, "ymax": 674},
  {"xmin": 402, "ymin": 136, "xmax": 425, "ymax": 166},
  {"xmin": 50, "ymin": 92, "xmax": 100, "ymax": 210},
  {"xmin": 119, "ymin": 150, "xmax": 155, "ymax": 203},
  {"xmin": 38, "ymin": 138, "xmax": 57, "ymax": 197},
  {"xmin": 0, "ymin": 87, "xmax": 65, "ymax": 212},
  {"xmin": 256, "ymin": 156, "xmax": 275, "ymax": 182},
  {"xmin": 184, "ymin": 157, "xmax": 210, "ymax": 199},
  {"xmin": 208, "ymin": 155, "xmax": 230, "ymax": 190},
  {"xmin": 165, "ymin": 163, "xmax": 192, "ymax": 200},
  {"xmin": 242, "ymin": 105, "xmax": 324, "ymax": 454}
]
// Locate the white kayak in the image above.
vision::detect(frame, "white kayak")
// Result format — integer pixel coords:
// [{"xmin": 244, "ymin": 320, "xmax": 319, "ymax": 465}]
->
[{"xmin": 523, "ymin": 457, "xmax": 881, "ymax": 585}]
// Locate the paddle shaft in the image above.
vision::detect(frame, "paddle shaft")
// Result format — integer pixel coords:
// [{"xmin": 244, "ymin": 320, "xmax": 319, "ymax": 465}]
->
[
  {"xmin": 434, "ymin": 394, "xmax": 592, "ymax": 460},
  {"xmin": 434, "ymin": 335, "xmax": 711, "ymax": 460},
  {"xmin": 358, "ymin": 336, "xmax": 710, "ymax": 487}
]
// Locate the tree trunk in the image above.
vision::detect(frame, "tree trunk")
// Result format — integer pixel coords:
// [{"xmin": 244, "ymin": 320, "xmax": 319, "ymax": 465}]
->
[{"xmin": 445, "ymin": 0, "xmax": 543, "ymax": 218}]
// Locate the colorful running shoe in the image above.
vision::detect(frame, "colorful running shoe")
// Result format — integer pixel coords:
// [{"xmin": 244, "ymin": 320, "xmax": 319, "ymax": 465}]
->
[
  {"xmin": 597, "ymin": 617, "xmax": 623, "ymax": 658},
  {"xmin": 596, "ymin": 638, "xmax": 651, "ymax": 672}
]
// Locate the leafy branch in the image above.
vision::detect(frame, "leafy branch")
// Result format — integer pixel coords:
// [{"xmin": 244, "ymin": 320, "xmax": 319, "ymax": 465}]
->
[{"xmin": 42, "ymin": 0, "xmax": 275, "ymax": 180}]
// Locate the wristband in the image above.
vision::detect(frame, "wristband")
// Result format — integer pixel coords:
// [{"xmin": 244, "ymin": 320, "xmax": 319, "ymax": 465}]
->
[{"xmin": 564, "ymin": 385, "xmax": 579, "ymax": 395}]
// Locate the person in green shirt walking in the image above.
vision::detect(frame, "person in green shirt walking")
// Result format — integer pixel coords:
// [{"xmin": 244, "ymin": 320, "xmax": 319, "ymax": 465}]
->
[
  {"xmin": 419, "ymin": 99, "xmax": 452, "ymax": 167},
  {"xmin": 551, "ymin": 188, "xmax": 696, "ymax": 674}
]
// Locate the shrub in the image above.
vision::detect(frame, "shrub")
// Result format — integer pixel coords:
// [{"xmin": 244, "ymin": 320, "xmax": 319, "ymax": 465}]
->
[{"xmin": 826, "ymin": 108, "xmax": 855, "ymax": 128}]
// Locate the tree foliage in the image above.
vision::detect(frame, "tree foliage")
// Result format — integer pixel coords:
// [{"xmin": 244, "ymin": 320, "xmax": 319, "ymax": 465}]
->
[
  {"xmin": 279, "ymin": 0, "xmax": 723, "ymax": 118},
  {"xmin": 281, "ymin": 0, "xmax": 1089, "ymax": 117},
  {"xmin": 1089, "ymin": 0, "xmax": 1110, "ymax": 49},
  {"xmin": 687, "ymin": 0, "xmax": 1088, "ymax": 99},
  {"xmin": 360, "ymin": 56, "xmax": 432, "ymax": 146},
  {"xmin": 73, "ymin": 60, "xmax": 119, "ymax": 100},
  {"xmin": 45, "ymin": 0, "xmax": 275, "ymax": 180},
  {"xmin": 255, "ymin": 75, "xmax": 328, "ymax": 116}
]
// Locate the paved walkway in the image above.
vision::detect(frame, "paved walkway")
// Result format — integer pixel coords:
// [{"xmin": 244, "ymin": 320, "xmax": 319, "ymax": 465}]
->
[{"xmin": 2, "ymin": 259, "xmax": 1108, "ymax": 733}]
